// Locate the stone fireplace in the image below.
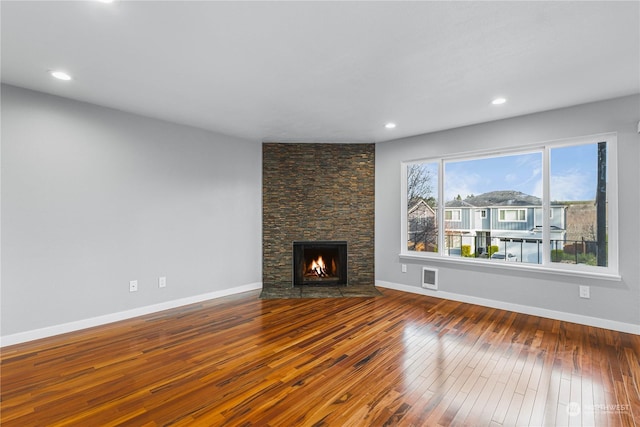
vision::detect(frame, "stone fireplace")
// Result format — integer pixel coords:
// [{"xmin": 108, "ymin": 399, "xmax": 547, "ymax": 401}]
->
[{"xmin": 261, "ymin": 143, "xmax": 375, "ymax": 297}]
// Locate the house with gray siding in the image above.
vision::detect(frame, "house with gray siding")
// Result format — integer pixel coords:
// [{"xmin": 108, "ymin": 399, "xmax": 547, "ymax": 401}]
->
[{"xmin": 444, "ymin": 191, "xmax": 566, "ymax": 260}]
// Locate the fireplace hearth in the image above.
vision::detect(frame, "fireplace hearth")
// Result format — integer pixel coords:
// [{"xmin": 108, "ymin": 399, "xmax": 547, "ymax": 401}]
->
[{"xmin": 293, "ymin": 241, "xmax": 347, "ymax": 287}]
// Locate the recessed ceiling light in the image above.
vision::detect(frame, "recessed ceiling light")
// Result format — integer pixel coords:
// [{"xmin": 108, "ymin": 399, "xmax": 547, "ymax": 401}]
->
[
  {"xmin": 491, "ymin": 97, "xmax": 507, "ymax": 105},
  {"xmin": 385, "ymin": 123, "xmax": 396, "ymax": 129},
  {"xmin": 50, "ymin": 70, "xmax": 72, "ymax": 81}
]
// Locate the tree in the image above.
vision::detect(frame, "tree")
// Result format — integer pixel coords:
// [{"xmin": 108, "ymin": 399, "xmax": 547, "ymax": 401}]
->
[{"xmin": 407, "ymin": 164, "xmax": 434, "ymax": 204}]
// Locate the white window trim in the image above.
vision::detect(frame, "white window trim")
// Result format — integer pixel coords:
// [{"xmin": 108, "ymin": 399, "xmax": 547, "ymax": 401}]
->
[
  {"xmin": 400, "ymin": 132, "xmax": 619, "ymax": 279},
  {"xmin": 399, "ymin": 251, "xmax": 621, "ymax": 281},
  {"xmin": 445, "ymin": 209, "xmax": 461, "ymax": 221},
  {"xmin": 498, "ymin": 208, "xmax": 527, "ymax": 222}
]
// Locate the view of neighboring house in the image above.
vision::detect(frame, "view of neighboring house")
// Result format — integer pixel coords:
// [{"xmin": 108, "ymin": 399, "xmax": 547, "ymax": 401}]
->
[
  {"xmin": 407, "ymin": 198, "xmax": 437, "ymax": 252},
  {"xmin": 444, "ymin": 191, "xmax": 566, "ymax": 262},
  {"xmin": 409, "ymin": 190, "xmax": 572, "ymax": 263},
  {"xmin": 409, "ymin": 190, "xmax": 606, "ymax": 265}
]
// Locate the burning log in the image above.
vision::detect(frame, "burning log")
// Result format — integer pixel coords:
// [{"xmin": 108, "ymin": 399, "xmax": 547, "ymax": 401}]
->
[
  {"xmin": 308, "ymin": 255, "xmax": 329, "ymax": 277},
  {"xmin": 312, "ymin": 265, "xmax": 328, "ymax": 277}
]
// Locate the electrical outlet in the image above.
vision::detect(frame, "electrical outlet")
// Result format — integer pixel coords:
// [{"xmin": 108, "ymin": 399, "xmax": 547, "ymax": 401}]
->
[
  {"xmin": 579, "ymin": 285, "xmax": 590, "ymax": 299},
  {"xmin": 159, "ymin": 276, "xmax": 166, "ymax": 288},
  {"xmin": 401, "ymin": 264, "xmax": 407, "ymax": 273},
  {"xmin": 129, "ymin": 280, "xmax": 138, "ymax": 292}
]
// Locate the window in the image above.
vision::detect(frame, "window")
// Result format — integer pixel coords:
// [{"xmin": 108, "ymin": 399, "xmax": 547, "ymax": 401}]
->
[
  {"xmin": 445, "ymin": 209, "xmax": 461, "ymax": 221},
  {"xmin": 402, "ymin": 134, "xmax": 618, "ymax": 276},
  {"xmin": 443, "ymin": 151, "xmax": 541, "ymax": 263},
  {"xmin": 407, "ymin": 162, "xmax": 439, "ymax": 253},
  {"xmin": 498, "ymin": 209, "xmax": 526, "ymax": 222}
]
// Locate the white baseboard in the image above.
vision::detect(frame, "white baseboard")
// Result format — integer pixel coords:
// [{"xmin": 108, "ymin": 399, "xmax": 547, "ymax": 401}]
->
[
  {"xmin": 376, "ymin": 280, "xmax": 640, "ymax": 335},
  {"xmin": 0, "ymin": 282, "xmax": 263, "ymax": 347},
  {"xmin": 4, "ymin": 281, "xmax": 636, "ymax": 347}
]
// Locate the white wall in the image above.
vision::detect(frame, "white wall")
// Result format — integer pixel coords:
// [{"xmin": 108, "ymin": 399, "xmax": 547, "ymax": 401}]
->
[
  {"xmin": 376, "ymin": 95, "xmax": 640, "ymax": 331},
  {"xmin": 1, "ymin": 85, "xmax": 262, "ymax": 338}
]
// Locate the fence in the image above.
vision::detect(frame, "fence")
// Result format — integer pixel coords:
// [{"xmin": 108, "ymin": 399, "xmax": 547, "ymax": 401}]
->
[{"xmin": 437, "ymin": 235, "xmax": 605, "ymax": 266}]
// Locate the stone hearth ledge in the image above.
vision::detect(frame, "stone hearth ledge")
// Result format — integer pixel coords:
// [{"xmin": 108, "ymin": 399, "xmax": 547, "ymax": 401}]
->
[{"xmin": 259, "ymin": 285, "xmax": 383, "ymax": 299}]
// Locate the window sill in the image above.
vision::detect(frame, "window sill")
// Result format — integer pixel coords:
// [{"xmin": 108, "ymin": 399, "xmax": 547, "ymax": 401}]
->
[{"xmin": 399, "ymin": 252, "xmax": 622, "ymax": 282}]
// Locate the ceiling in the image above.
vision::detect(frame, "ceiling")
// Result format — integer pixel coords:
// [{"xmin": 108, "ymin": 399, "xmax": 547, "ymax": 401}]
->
[{"xmin": 2, "ymin": 1, "xmax": 638, "ymax": 143}]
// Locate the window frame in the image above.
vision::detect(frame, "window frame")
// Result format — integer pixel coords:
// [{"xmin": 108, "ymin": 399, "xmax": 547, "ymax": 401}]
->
[
  {"xmin": 498, "ymin": 208, "xmax": 527, "ymax": 222},
  {"xmin": 400, "ymin": 133, "xmax": 620, "ymax": 280},
  {"xmin": 445, "ymin": 209, "xmax": 461, "ymax": 221}
]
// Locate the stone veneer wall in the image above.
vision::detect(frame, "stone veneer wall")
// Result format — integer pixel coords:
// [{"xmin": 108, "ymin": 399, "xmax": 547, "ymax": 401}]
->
[{"xmin": 263, "ymin": 143, "xmax": 375, "ymax": 289}]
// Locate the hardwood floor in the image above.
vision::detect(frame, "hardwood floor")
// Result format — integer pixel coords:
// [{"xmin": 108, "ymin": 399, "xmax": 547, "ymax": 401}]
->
[{"xmin": 1, "ymin": 288, "xmax": 639, "ymax": 426}]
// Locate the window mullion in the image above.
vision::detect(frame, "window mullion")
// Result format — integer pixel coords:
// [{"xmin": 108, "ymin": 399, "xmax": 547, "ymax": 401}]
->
[
  {"xmin": 438, "ymin": 159, "xmax": 445, "ymax": 255},
  {"xmin": 542, "ymin": 146, "xmax": 550, "ymax": 266},
  {"xmin": 400, "ymin": 163, "xmax": 408, "ymax": 253}
]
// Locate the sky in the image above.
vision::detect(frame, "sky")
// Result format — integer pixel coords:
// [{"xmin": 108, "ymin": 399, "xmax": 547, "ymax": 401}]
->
[{"xmin": 415, "ymin": 143, "xmax": 601, "ymax": 203}]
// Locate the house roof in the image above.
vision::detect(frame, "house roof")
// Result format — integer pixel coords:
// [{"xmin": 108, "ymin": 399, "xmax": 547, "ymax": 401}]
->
[
  {"xmin": 444, "ymin": 199, "xmax": 475, "ymax": 208},
  {"xmin": 408, "ymin": 198, "xmax": 436, "ymax": 215},
  {"xmin": 446, "ymin": 191, "xmax": 542, "ymax": 207}
]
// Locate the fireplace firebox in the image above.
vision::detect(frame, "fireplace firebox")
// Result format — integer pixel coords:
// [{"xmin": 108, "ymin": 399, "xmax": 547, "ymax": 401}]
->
[{"xmin": 293, "ymin": 241, "xmax": 347, "ymax": 286}]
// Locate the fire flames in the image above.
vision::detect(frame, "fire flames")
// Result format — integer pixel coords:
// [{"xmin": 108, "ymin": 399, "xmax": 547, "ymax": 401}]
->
[{"xmin": 308, "ymin": 256, "xmax": 329, "ymax": 277}]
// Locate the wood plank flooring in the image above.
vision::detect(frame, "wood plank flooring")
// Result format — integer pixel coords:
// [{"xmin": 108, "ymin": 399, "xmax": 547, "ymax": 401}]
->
[{"xmin": 1, "ymin": 288, "xmax": 639, "ymax": 426}]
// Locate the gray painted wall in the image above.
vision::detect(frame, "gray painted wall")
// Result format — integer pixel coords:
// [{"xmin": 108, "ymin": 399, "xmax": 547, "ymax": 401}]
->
[
  {"xmin": 376, "ymin": 95, "xmax": 640, "ymax": 326},
  {"xmin": 1, "ymin": 85, "xmax": 262, "ymax": 336},
  {"xmin": 3, "ymin": 84, "xmax": 638, "ymax": 338}
]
